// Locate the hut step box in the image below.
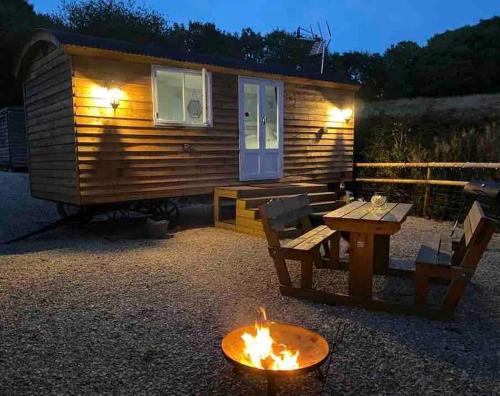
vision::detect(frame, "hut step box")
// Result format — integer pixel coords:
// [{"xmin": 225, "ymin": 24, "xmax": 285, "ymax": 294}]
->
[{"xmin": 214, "ymin": 183, "xmax": 344, "ymax": 237}]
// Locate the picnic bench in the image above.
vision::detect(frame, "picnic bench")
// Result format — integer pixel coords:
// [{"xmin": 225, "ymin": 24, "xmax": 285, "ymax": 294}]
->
[
  {"xmin": 261, "ymin": 195, "xmax": 496, "ymax": 321},
  {"xmin": 413, "ymin": 201, "xmax": 496, "ymax": 320},
  {"xmin": 259, "ymin": 194, "xmax": 341, "ymax": 290},
  {"xmin": 323, "ymin": 201, "xmax": 413, "ymax": 297}
]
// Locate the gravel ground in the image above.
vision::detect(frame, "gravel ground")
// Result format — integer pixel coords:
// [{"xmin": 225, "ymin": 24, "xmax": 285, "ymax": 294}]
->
[
  {"xmin": 1, "ymin": 171, "xmax": 499, "ymax": 395},
  {"xmin": 0, "ymin": 171, "xmax": 59, "ymax": 243}
]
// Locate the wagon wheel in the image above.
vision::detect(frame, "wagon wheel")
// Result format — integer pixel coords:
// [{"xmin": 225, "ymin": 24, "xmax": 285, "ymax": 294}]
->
[
  {"xmin": 56, "ymin": 203, "xmax": 94, "ymax": 225},
  {"xmin": 105, "ymin": 209, "xmax": 129, "ymax": 221},
  {"xmin": 151, "ymin": 200, "xmax": 180, "ymax": 226},
  {"xmin": 57, "ymin": 203, "xmax": 79, "ymax": 219}
]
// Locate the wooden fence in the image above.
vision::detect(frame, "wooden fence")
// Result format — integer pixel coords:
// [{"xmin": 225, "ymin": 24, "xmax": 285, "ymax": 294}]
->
[{"xmin": 354, "ymin": 162, "xmax": 500, "ymax": 217}]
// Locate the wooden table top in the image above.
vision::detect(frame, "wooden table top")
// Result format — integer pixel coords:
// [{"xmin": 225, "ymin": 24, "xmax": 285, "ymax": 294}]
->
[{"xmin": 323, "ymin": 201, "xmax": 413, "ymax": 235}]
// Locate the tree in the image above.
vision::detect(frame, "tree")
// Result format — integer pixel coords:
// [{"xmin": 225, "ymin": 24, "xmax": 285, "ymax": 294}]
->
[
  {"xmin": 328, "ymin": 51, "xmax": 387, "ymax": 101},
  {"xmin": 0, "ymin": 0, "xmax": 52, "ymax": 106},
  {"xmin": 239, "ymin": 28, "xmax": 264, "ymax": 62},
  {"xmin": 383, "ymin": 41, "xmax": 420, "ymax": 99},
  {"xmin": 414, "ymin": 17, "xmax": 500, "ymax": 97},
  {"xmin": 180, "ymin": 22, "xmax": 239, "ymax": 57},
  {"xmin": 50, "ymin": 0, "xmax": 169, "ymax": 45},
  {"xmin": 262, "ymin": 30, "xmax": 316, "ymax": 70}
]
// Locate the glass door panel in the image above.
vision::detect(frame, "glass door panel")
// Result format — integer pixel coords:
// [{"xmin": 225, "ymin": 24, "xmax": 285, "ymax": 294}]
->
[
  {"xmin": 243, "ymin": 83, "xmax": 259, "ymax": 149},
  {"xmin": 239, "ymin": 77, "xmax": 283, "ymax": 181},
  {"xmin": 264, "ymin": 85, "xmax": 279, "ymax": 149}
]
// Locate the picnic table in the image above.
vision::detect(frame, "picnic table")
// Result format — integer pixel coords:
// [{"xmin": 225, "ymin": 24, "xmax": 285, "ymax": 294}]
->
[{"xmin": 323, "ymin": 201, "xmax": 413, "ymax": 298}]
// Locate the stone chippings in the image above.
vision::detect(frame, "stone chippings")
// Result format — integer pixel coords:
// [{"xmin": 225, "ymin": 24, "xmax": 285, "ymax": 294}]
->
[{"xmin": 1, "ymin": 171, "xmax": 499, "ymax": 395}]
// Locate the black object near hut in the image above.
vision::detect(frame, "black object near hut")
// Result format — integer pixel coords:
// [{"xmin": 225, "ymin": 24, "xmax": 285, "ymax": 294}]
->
[{"xmin": 0, "ymin": 107, "xmax": 28, "ymax": 170}]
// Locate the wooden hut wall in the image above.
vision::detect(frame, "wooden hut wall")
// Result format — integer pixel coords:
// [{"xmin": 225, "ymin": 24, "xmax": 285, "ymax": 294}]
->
[
  {"xmin": 7, "ymin": 109, "xmax": 28, "ymax": 169},
  {"xmin": 24, "ymin": 48, "xmax": 79, "ymax": 204},
  {"xmin": 284, "ymin": 83, "xmax": 354, "ymax": 182},
  {"xmin": 0, "ymin": 110, "xmax": 8, "ymax": 167},
  {"xmin": 71, "ymin": 54, "xmax": 355, "ymax": 205}
]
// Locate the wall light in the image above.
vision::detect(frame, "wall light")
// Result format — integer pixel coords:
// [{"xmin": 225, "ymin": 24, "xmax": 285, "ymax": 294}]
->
[
  {"xmin": 328, "ymin": 106, "xmax": 353, "ymax": 123},
  {"xmin": 106, "ymin": 87, "xmax": 122, "ymax": 110},
  {"xmin": 89, "ymin": 84, "xmax": 124, "ymax": 110}
]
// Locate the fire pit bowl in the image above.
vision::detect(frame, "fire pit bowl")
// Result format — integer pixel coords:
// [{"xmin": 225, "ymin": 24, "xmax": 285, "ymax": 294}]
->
[
  {"xmin": 222, "ymin": 321, "xmax": 330, "ymax": 395},
  {"xmin": 221, "ymin": 308, "xmax": 347, "ymax": 395},
  {"xmin": 222, "ymin": 322, "xmax": 329, "ymax": 375}
]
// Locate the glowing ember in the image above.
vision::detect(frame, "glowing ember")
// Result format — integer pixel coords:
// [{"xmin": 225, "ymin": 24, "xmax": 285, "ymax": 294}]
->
[{"xmin": 240, "ymin": 307, "xmax": 299, "ymax": 370}]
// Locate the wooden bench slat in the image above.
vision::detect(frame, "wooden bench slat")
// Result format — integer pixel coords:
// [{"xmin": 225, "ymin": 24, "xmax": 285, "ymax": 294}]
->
[
  {"xmin": 437, "ymin": 243, "xmax": 452, "ymax": 267},
  {"xmin": 282, "ymin": 225, "xmax": 327, "ymax": 249},
  {"xmin": 293, "ymin": 227, "xmax": 336, "ymax": 251},
  {"xmin": 262, "ymin": 194, "xmax": 313, "ymax": 231},
  {"xmin": 323, "ymin": 200, "xmax": 365, "ymax": 219},
  {"xmin": 469, "ymin": 201, "xmax": 484, "ymax": 233},
  {"xmin": 450, "ymin": 227, "xmax": 464, "ymax": 250},
  {"xmin": 464, "ymin": 214, "xmax": 473, "ymax": 245},
  {"xmin": 263, "ymin": 194, "xmax": 310, "ymax": 219},
  {"xmin": 416, "ymin": 239, "xmax": 440, "ymax": 265},
  {"xmin": 342, "ymin": 202, "xmax": 373, "ymax": 220},
  {"xmin": 361, "ymin": 203, "xmax": 397, "ymax": 221},
  {"xmin": 269, "ymin": 206, "xmax": 312, "ymax": 231},
  {"xmin": 381, "ymin": 203, "xmax": 413, "ymax": 223},
  {"xmin": 439, "ymin": 233, "xmax": 453, "ymax": 252}
]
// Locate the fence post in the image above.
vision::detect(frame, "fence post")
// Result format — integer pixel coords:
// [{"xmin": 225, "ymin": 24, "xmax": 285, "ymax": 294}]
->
[{"xmin": 422, "ymin": 167, "xmax": 432, "ymax": 218}]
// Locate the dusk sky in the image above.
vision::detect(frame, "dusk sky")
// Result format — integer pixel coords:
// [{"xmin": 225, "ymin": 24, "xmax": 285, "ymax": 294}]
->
[{"xmin": 30, "ymin": 0, "xmax": 499, "ymax": 53}]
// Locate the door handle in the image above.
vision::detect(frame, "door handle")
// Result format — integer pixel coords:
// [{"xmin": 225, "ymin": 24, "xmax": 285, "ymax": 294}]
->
[{"xmin": 262, "ymin": 115, "xmax": 267, "ymax": 125}]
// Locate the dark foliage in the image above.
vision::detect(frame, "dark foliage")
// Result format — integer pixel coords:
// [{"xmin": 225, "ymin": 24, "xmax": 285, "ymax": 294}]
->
[
  {"xmin": 355, "ymin": 113, "xmax": 500, "ymax": 220},
  {"xmin": 50, "ymin": 0, "xmax": 169, "ymax": 45},
  {"xmin": 0, "ymin": 0, "xmax": 499, "ymax": 107},
  {"xmin": 0, "ymin": 0, "xmax": 52, "ymax": 106},
  {"xmin": 414, "ymin": 17, "xmax": 500, "ymax": 97}
]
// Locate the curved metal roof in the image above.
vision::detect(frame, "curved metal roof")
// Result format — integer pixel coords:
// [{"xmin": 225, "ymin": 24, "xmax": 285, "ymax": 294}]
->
[{"xmin": 17, "ymin": 28, "xmax": 357, "ymax": 88}]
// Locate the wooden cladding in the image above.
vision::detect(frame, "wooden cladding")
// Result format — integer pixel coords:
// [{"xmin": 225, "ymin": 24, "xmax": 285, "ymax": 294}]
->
[
  {"xmin": 284, "ymin": 82, "xmax": 354, "ymax": 182},
  {"xmin": 24, "ymin": 51, "xmax": 354, "ymax": 205},
  {"xmin": 23, "ymin": 48, "xmax": 79, "ymax": 204},
  {"xmin": 72, "ymin": 55, "xmax": 238, "ymax": 203}
]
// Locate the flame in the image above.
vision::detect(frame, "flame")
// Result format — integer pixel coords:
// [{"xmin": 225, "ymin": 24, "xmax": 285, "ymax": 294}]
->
[{"xmin": 240, "ymin": 308, "xmax": 299, "ymax": 370}]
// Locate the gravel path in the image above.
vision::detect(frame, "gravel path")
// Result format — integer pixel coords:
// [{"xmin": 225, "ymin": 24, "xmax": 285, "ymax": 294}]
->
[
  {"xmin": 0, "ymin": 171, "xmax": 59, "ymax": 243},
  {"xmin": 1, "ymin": 171, "xmax": 499, "ymax": 395}
]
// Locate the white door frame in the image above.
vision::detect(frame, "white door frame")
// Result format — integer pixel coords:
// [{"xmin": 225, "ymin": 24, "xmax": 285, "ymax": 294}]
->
[{"xmin": 238, "ymin": 76, "xmax": 284, "ymax": 181}]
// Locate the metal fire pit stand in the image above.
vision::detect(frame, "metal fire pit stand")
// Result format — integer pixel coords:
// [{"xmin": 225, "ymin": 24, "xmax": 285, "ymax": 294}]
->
[
  {"xmin": 225, "ymin": 321, "xmax": 347, "ymax": 396},
  {"xmin": 318, "ymin": 321, "xmax": 347, "ymax": 394}
]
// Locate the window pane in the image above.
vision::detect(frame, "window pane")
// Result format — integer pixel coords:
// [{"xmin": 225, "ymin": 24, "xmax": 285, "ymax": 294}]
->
[
  {"xmin": 265, "ymin": 85, "xmax": 278, "ymax": 149},
  {"xmin": 244, "ymin": 83, "xmax": 259, "ymax": 149},
  {"xmin": 184, "ymin": 73, "xmax": 204, "ymax": 124},
  {"xmin": 156, "ymin": 70, "xmax": 183, "ymax": 122}
]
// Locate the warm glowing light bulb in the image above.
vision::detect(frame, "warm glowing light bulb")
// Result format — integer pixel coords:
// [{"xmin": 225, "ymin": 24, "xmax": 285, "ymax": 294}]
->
[
  {"xmin": 341, "ymin": 108, "xmax": 353, "ymax": 120},
  {"xmin": 107, "ymin": 88, "xmax": 122, "ymax": 109},
  {"xmin": 328, "ymin": 106, "xmax": 352, "ymax": 123}
]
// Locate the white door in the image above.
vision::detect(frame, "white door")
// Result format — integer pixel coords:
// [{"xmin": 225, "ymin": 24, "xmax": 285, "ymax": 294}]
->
[{"xmin": 239, "ymin": 77, "xmax": 284, "ymax": 181}]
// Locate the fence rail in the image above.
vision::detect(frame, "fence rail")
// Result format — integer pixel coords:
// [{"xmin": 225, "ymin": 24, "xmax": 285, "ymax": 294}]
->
[
  {"xmin": 355, "ymin": 162, "xmax": 500, "ymax": 169},
  {"xmin": 354, "ymin": 162, "xmax": 500, "ymax": 217}
]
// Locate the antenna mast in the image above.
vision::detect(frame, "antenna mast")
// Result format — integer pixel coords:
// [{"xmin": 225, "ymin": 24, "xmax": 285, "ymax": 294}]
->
[{"xmin": 296, "ymin": 21, "xmax": 332, "ymax": 74}]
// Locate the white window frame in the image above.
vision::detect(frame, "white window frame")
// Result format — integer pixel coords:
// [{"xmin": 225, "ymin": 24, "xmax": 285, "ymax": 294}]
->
[{"xmin": 152, "ymin": 65, "xmax": 213, "ymax": 127}]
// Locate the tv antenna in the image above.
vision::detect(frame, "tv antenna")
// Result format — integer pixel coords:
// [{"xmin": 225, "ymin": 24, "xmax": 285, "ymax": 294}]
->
[{"xmin": 296, "ymin": 21, "xmax": 332, "ymax": 74}]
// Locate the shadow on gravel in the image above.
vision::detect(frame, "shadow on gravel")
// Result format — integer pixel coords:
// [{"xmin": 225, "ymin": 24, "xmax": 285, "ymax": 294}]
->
[
  {"xmin": 328, "ymin": 281, "xmax": 500, "ymax": 381},
  {"xmin": 0, "ymin": 204, "xmax": 215, "ymax": 256},
  {"xmin": 0, "ymin": 217, "xmax": 169, "ymax": 256}
]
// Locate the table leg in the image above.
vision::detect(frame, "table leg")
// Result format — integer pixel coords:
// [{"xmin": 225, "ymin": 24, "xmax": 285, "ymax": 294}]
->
[
  {"xmin": 348, "ymin": 232, "xmax": 374, "ymax": 298},
  {"xmin": 373, "ymin": 235, "xmax": 390, "ymax": 275}
]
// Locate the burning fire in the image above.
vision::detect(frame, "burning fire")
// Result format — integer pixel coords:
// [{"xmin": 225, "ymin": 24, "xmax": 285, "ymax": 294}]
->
[{"xmin": 241, "ymin": 307, "xmax": 299, "ymax": 370}]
